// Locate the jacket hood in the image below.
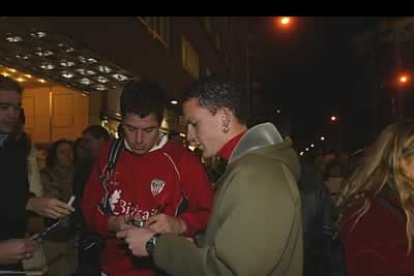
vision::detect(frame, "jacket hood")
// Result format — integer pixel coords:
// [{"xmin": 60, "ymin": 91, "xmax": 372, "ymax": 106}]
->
[{"xmin": 229, "ymin": 122, "xmax": 300, "ymax": 180}]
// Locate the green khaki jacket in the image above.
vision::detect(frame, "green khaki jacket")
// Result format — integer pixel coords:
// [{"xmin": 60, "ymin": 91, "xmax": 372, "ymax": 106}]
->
[{"xmin": 154, "ymin": 123, "xmax": 303, "ymax": 276}]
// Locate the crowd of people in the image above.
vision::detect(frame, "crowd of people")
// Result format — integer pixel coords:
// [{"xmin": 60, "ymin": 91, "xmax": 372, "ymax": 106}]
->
[{"xmin": 1, "ymin": 74, "xmax": 414, "ymax": 276}]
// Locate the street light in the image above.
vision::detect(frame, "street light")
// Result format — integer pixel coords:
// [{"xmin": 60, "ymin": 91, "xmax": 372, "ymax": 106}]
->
[
  {"xmin": 280, "ymin": 17, "xmax": 291, "ymax": 25},
  {"xmin": 331, "ymin": 116, "xmax": 337, "ymax": 122},
  {"xmin": 398, "ymin": 73, "xmax": 410, "ymax": 84},
  {"xmin": 276, "ymin": 17, "xmax": 293, "ymax": 28}
]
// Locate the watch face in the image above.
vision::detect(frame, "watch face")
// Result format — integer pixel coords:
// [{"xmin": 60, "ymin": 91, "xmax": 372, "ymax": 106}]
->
[{"xmin": 146, "ymin": 233, "xmax": 161, "ymax": 255}]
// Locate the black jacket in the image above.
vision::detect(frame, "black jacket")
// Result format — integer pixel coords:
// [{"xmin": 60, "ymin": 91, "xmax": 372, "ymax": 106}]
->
[
  {"xmin": 298, "ymin": 164, "xmax": 333, "ymax": 276},
  {"xmin": 0, "ymin": 135, "xmax": 31, "ymax": 240}
]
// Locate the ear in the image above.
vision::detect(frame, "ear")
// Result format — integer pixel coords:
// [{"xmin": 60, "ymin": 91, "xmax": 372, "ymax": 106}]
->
[
  {"xmin": 218, "ymin": 107, "xmax": 232, "ymax": 134},
  {"xmin": 219, "ymin": 107, "xmax": 232, "ymax": 127}
]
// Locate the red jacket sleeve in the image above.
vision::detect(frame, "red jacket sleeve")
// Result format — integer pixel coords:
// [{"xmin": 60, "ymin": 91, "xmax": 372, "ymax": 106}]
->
[
  {"xmin": 177, "ymin": 150, "xmax": 214, "ymax": 236},
  {"xmin": 81, "ymin": 142, "xmax": 113, "ymax": 237}
]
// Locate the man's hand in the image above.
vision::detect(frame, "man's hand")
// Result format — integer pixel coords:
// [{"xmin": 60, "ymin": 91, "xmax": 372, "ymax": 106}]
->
[
  {"xmin": 116, "ymin": 227, "xmax": 155, "ymax": 257},
  {"xmin": 0, "ymin": 239, "xmax": 36, "ymax": 265},
  {"xmin": 108, "ymin": 215, "xmax": 131, "ymax": 233},
  {"xmin": 145, "ymin": 214, "xmax": 187, "ymax": 234},
  {"xmin": 26, "ymin": 197, "xmax": 74, "ymax": 219}
]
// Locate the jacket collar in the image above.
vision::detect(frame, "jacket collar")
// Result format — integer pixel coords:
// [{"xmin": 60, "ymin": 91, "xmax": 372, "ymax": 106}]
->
[
  {"xmin": 229, "ymin": 122, "xmax": 284, "ymax": 164},
  {"xmin": 123, "ymin": 132, "xmax": 168, "ymax": 153}
]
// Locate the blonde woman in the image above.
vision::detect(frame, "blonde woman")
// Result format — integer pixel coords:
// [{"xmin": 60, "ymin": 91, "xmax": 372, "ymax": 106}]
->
[{"xmin": 337, "ymin": 120, "xmax": 414, "ymax": 276}]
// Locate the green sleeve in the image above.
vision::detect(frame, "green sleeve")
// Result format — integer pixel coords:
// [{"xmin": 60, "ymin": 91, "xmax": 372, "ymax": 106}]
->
[{"xmin": 154, "ymin": 159, "xmax": 302, "ymax": 276}]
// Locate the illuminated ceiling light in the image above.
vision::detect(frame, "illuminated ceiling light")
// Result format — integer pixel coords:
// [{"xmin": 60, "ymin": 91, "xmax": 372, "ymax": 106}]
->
[
  {"xmin": 37, "ymin": 31, "xmax": 47, "ymax": 38},
  {"xmin": 87, "ymin": 58, "xmax": 98, "ymax": 64},
  {"xmin": 305, "ymin": 147, "xmax": 309, "ymax": 151},
  {"xmin": 16, "ymin": 54, "xmax": 30, "ymax": 60},
  {"xmin": 78, "ymin": 56, "xmax": 87, "ymax": 63},
  {"xmin": 96, "ymin": 76, "xmax": 109, "ymax": 83},
  {"xmin": 75, "ymin": 68, "xmax": 86, "ymax": 75},
  {"xmin": 30, "ymin": 31, "xmax": 47, "ymax": 38},
  {"xmin": 1, "ymin": 72, "xmax": 10, "ymax": 77},
  {"xmin": 299, "ymin": 151, "xmax": 304, "ymax": 156},
  {"xmin": 170, "ymin": 100, "xmax": 178, "ymax": 105},
  {"xmin": 16, "ymin": 77, "xmax": 26, "ymax": 82},
  {"xmin": 86, "ymin": 70, "xmax": 96, "ymax": 76},
  {"xmin": 111, "ymin": 73, "xmax": 129, "ymax": 81},
  {"xmin": 40, "ymin": 63, "xmax": 55, "ymax": 70},
  {"xmin": 43, "ymin": 50, "xmax": 54, "ymax": 57},
  {"xmin": 6, "ymin": 36, "xmax": 23, "ymax": 43},
  {"xmin": 36, "ymin": 51, "xmax": 54, "ymax": 57},
  {"xmin": 24, "ymin": 74, "xmax": 32, "ymax": 79},
  {"xmin": 66, "ymin": 47, "xmax": 75, "ymax": 53},
  {"xmin": 38, "ymin": 78, "xmax": 46, "ymax": 83},
  {"xmin": 35, "ymin": 47, "xmax": 44, "ymax": 56},
  {"xmin": 97, "ymin": 65, "xmax": 113, "ymax": 73},
  {"xmin": 310, "ymin": 144, "xmax": 314, "ymax": 148},
  {"xmin": 75, "ymin": 68, "xmax": 96, "ymax": 76},
  {"xmin": 93, "ymin": 84, "xmax": 107, "ymax": 91},
  {"xmin": 320, "ymin": 136, "xmax": 325, "ymax": 141},
  {"xmin": 62, "ymin": 71, "xmax": 75, "ymax": 79},
  {"xmin": 79, "ymin": 78, "xmax": 93, "ymax": 85},
  {"xmin": 60, "ymin": 60, "xmax": 76, "ymax": 67},
  {"xmin": 7, "ymin": 68, "xmax": 17, "ymax": 73},
  {"xmin": 276, "ymin": 109, "xmax": 281, "ymax": 114}
]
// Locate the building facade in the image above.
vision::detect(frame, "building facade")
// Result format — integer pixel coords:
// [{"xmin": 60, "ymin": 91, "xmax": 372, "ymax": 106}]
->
[{"xmin": 0, "ymin": 16, "xmax": 249, "ymax": 145}]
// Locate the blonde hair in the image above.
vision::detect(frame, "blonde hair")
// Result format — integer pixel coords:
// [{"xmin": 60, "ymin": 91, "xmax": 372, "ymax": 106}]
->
[{"xmin": 337, "ymin": 120, "xmax": 414, "ymax": 253}]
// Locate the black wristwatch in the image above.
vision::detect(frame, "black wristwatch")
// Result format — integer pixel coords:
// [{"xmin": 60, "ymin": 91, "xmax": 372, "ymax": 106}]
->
[{"xmin": 146, "ymin": 233, "xmax": 162, "ymax": 256}]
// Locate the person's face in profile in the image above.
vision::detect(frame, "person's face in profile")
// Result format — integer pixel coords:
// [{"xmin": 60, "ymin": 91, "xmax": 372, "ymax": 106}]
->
[{"xmin": 183, "ymin": 98, "xmax": 227, "ymax": 158}]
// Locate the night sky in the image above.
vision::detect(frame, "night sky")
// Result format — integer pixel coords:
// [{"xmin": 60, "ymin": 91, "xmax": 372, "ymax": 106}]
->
[{"xmin": 252, "ymin": 16, "xmax": 384, "ymax": 152}]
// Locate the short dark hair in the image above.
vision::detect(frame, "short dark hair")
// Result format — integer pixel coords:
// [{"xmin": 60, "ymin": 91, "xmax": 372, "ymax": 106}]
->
[
  {"xmin": 182, "ymin": 76, "xmax": 248, "ymax": 124},
  {"xmin": 46, "ymin": 139, "xmax": 74, "ymax": 168},
  {"xmin": 0, "ymin": 76, "xmax": 23, "ymax": 94},
  {"xmin": 82, "ymin": 125, "xmax": 110, "ymax": 141},
  {"xmin": 120, "ymin": 80, "xmax": 165, "ymax": 124}
]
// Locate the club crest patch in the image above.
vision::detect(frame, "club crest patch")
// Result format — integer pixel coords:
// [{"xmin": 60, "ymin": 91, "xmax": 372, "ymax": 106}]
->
[{"xmin": 150, "ymin": 179, "xmax": 166, "ymax": 196}]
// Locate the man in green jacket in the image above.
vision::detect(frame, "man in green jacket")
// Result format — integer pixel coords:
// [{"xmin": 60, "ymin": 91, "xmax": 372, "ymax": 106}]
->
[{"xmin": 117, "ymin": 77, "xmax": 303, "ymax": 276}]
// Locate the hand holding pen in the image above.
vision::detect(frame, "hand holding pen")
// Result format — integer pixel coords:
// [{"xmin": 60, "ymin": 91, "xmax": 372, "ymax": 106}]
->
[
  {"xmin": 26, "ymin": 195, "xmax": 75, "ymax": 219},
  {"xmin": 30, "ymin": 196, "xmax": 76, "ymax": 241}
]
